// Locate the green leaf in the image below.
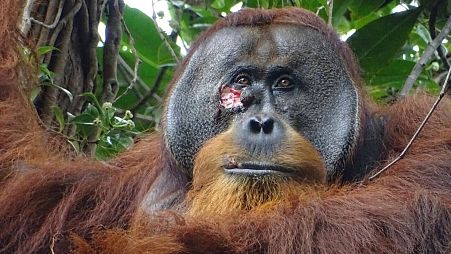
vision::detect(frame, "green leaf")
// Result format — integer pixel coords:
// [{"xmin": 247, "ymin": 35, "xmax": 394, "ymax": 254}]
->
[
  {"xmin": 80, "ymin": 92, "xmax": 103, "ymax": 114},
  {"xmin": 333, "ymin": 0, "xmax": 354, "ymax": 18},
  {"xmin": 51, "ymin": 105, "xmax": 65, "ymax": 132},
  {"xmin": 177, "ymin": 7, "xmax": 216, "ymax": 45},
  {"xmin": 39, "ymin": 64, "xmax": 54, "ymax": 82},
  {"xmin": 48, "ymin": 83, "xmax": 74, "ymax": 102},
  {"xmin": 368, "ymin": 59, "xmax": 416, "ymax": 88},
  {"xmin": 245, "ymin": 0, "xmax": 259, "ymax": 8},
  {"xmin": 37, "ymin": 46, "xmax": 60, "ymax": 55},
  {"xmin": 116, "ymin": 48, "xmax": 173, "ymax": 111},
  {"xmin": 85, "ymin": 103, "xmax": 100, "ymax": 119},
  {"xmin": 70, "ymin": 113, "xmax": 96, "ymax": 125},
  {"xmin": 211, "ymin": 0, "xmax": 226, "ymax": 9},
  {"xmin": 347, "ymin": 7, "xmax": 423, "ymax": 74},
  {"xmin": 67, "ymin": 112, "xmax": 75, "ymax": 121},
  {"xmin": 416, "ymin": 23, "xmax": 432, "ymax": 43},
  {"xmin": 211, "ymin": 0, "xmax": 239, "ymax": 11},
  {"xmin": 367, "ymin": 59, "xmax": 440, "ymax": 99},
  {"xmin": 95, "ymin": 134, "xmax": 134, "ymax": 160},
  {"xmin": 349, "ymin": 0, "xmax": 385, "ymax": 18},
  {"xmin": 122, "ymin": 6, "xmax": 180, "ymax": 68},
  {"xmin": 69, "ymin": 113, "xmax": 96, "ymax": 138}
]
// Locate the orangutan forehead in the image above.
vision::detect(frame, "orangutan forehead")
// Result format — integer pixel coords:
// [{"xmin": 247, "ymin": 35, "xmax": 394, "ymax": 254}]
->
[{"xmin": 196, "ymin": 24, "xmax": 334, "ymax": 66}]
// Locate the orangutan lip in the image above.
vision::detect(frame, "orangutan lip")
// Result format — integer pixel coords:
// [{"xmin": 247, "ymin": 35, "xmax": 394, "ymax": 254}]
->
[{"xmin": 224, "ymin": 163, "xmax": 293, "ymax": 176}]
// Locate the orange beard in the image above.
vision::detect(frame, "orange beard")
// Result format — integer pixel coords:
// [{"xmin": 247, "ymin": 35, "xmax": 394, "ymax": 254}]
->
[{"xmin": 186, "ymin": 127, "xmax": 326, "ymax": 216}]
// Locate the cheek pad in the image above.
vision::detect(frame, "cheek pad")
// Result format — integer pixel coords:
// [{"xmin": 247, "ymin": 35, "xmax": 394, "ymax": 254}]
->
[{"xmin": 165, "ymin": 83, "xmax": 228, "ymax": 171}]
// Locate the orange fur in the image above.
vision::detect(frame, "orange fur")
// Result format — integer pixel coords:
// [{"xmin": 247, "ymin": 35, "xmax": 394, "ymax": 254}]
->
[
  {"xmin": 188, "ymin": 127, "xmax": 325, "ymax": 215},
  {"xmin": 81, "ymin": 96, "xmax": 451, "ymax": 254},
  {"xmin": 0, "ymin": 2, "xmax": 450, "ymax": 253}
]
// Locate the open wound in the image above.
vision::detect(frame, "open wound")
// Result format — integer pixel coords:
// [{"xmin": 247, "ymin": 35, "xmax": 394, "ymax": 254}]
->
[{"xmin": 220, "ymin": 85, "xmax": 243, "ymax": 109}]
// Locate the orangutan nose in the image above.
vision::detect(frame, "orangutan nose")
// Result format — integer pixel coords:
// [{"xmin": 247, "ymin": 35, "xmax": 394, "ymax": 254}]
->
[
  {"xmin": 248, "ymin": 116, "xmax": 275, "ymax": 134},
  {"xmin": 236, "ymin": 114, "xmax": 285, "ymax": 156}
]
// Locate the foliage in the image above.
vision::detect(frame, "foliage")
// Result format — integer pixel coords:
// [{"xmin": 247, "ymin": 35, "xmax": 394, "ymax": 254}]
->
[
  {"xmin": 33, "ymin": 0, "xmax": 450, "ymax": 159},
  {"xmin": 115, "ymin": 0, "xmax": 449, "ymax": 106},
  {"xmin": 67, "ymin": 94, "xmax": 138, "ymax": 160}
]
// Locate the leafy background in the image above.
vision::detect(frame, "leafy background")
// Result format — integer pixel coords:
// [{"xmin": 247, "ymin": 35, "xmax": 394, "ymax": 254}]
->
[{"xmin": 30, "ymin": 0, "xmax": 450, "ymax": 158}]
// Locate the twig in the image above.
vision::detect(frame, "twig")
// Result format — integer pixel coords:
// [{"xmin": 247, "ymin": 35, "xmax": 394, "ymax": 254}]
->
[
  {"xmin": 130, "ymin": 67, "xmax": 167, "ymax": 114},
  {"xmin": 428, "ymin": 0, "xmax": 450, "ymax": 70},
  {"xmin": 369, "ymin": 68, "xmax": 451, "ymax": 181},
  {"xmin": 44, "ymin": 0, "xmax": 83, "ymax": 64},
  {"xmin": 30, "ymin": 0, "xmax": 64, "ymax": 29},
  {"xmin": 400, "ymin": 14, "xmax": 451, "ymax": 97},
  {"xmin": 158, "ymin": 28, "xmax": 179, "ymax": 63},
  {"xmin": 117, "ymin": 56, "xmax": 163, "ymax": 102},
  {"xmin": 327, "ymin": 0, "xmax": 334, "ymax": 26},
  {"xmin": 36, "ymin": 115, "xmax": 95, "ymax": 149},
  {"xmin": 114, "ymin": 18, "xmax": 142, "ymax": 103},
  {"xmin": 36, "ymin": 0, "xmax": 64, "ymax": 48},
  {"xmin": 152, "ymin": 1, "xmax": 179, "ymax": 63},
  {"xmin": 316, "ymin": 6, "xmax": 325, "ymax": 16},
  {"xmin": 21, "ymin": 0, "xmax": 35, "ymax": 34}
]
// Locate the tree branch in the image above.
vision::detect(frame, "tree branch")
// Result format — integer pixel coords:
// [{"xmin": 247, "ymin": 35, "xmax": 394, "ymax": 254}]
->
[
  {"xmin": 29, "ymin": 0, "xmax": 64, "ymax": 30},
  {"xmin": 130, "ymin": 67, "xmax": 167, "ymax": 114},
  {"xmin": 113, "ymin": 18, "xmax": 141, "ymax": 103},
  {"xmin": 65, "ymin": 0, "xmax": 103, "ymax": 133},
  {"xmin": 36, "ymin": 0, "xmax": 63, "ymax": 48},
  {"xmin": 151, "ymin": 1, "xmax": 179, "ymax": 63},
  {"xmin": 38, "ymin": 0, "xmax": 82, "ymax": 125},
  {"xmin": 20, "ymin": 0, "xmax": 35, "ymax": 34},
  {"xmin": 327, "ymin": 0, "xmax": 334, "ymax": 26},
  {"xmin": 428, "ymin": 0, "xmax": 450, "ymax": 70},
  {"xmin": 84, "ymin": 0, "xmax": 124, "ymax": 156},
  {"xmin": 101, "ymin": 0, "xmax": 124, "ymax": 103},
  {"xmin": 400, "ymin": 14, "xmax": 451, "ymax": 97},
  {"xmin": 117, "ymin": 56, "xmax": 163, "ymax": 102},
  {"xmin": 43, "ymin": 0, "xmax": 83, "ymax": 64}
]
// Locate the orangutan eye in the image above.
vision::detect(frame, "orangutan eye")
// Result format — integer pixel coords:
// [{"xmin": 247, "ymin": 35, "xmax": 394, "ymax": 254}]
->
[
  {"xmin": 274, "ymin": 77, "xmax": 292, "ymax": 89},
  {"xmin": 234, "ymin": 74, "xmax": 251, "ymax": 86}
]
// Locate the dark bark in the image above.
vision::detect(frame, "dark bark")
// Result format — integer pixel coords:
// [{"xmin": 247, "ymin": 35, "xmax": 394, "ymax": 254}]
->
[
  {"xmin": 31, "ymin": 1, "xmax": 106, "ymax": 134},
  {"xmin": 35, "ymin": 0, "xmax": 83, "ymax": 124},
  {"xmin": 101, "ymin": 0, "xmax": 124, "ymax": 103}
]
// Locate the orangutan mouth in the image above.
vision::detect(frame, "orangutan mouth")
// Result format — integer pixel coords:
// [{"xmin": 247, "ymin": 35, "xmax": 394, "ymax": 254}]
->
[{"xmin": 224, "ymin": 162, "xmax": 294, "ymax": 176}]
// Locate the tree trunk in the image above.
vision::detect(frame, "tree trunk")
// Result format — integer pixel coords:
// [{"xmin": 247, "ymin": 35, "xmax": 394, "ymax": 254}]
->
[{"xmin": 27, "ymin": 0, "xmax": 124, "ymax": 152}]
